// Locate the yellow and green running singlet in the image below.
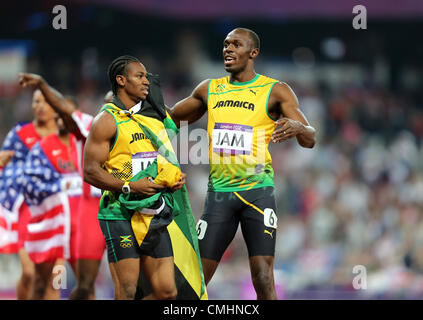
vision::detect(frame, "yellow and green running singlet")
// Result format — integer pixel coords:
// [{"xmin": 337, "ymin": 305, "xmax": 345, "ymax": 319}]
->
[
  {"xmin": 207, "ymin": 74, "xmax": 279, "ymax": 192},
  {"xmin": 102, "ymin": 104, "xmax": 168, "ymax": 182},
  {"xmin": 97, "ymin": 103, "xmax": 171, "ymax": 220}
]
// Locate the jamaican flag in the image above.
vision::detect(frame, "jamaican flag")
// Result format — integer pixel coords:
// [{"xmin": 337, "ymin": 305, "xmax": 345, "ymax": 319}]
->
[{"xmin": 114, "ymin": 89, "xmax": 207, "ymax": 299}]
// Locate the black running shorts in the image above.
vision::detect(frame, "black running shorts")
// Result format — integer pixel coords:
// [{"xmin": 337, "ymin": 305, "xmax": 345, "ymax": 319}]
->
[
  {"xmin": 99, "ymin": 198, "xmax": 174, "ymax": 263},
  {"xmin": 197, "ymin": 186, "xmax": 277, "ymax": 261}
]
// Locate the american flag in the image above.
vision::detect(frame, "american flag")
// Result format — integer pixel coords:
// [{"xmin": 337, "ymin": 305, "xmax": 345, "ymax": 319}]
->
[
  {"xmin": 22, "ymin": 134, "xmax": 82, "ymax": 263},
  {"xmin": 72, "ymin": 110, "xmax": 101, "ymax": 198},
  {"xmin": 0, "ymin": 122, "xmax": 40, "ymax": 253}
]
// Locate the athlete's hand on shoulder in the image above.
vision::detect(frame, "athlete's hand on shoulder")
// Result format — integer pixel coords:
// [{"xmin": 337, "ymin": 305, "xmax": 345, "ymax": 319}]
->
[
  {"xmin": 170, "ymin": 172, "xmax": 186, "ymax": 192},
  {"xmin": 130, "ymin": 177, "xmax": 166, "ymax": 196},
  {"xmin": 0, "ymin": 150, "xmax": 15, "ymax": 167},
  {"xmin": 18, "ymin": 73, "xmax": 44, "ymax": 88},
  {"xmin": 271, "ymin": 117, "xmax": 306, "ymax": 143}
]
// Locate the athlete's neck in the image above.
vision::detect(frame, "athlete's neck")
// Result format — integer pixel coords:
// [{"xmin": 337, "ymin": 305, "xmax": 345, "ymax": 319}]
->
[
  {"xmin": 33, "ymin": 119, "xmax": 57, "ymax": 137},
  {"xmin": 58, "ymin": 131, "xmax": 70, "ymax": 146},
  {"xmin": 117, "ymin": 92, "xmax": 141, "ymax": 110},
  {"xmin": 229, "ymin": 70, "xmax": 257, "ymax": 84}
]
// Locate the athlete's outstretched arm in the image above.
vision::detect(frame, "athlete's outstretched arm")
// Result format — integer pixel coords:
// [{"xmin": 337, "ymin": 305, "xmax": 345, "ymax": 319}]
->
[
  {"xmin": 83, "ymin": 111, "xmax": 165, "ymax": 196},
  {"xmin": 269, "ymin": 82, "xmax": 316, "ymax": 148},
  {"xmin": 167, "ymin": 79, "xmax": 209, "ymax": 128},
  {"xmin": 18, "ymin": 73, "xmax": 79, "ymax": 133}
]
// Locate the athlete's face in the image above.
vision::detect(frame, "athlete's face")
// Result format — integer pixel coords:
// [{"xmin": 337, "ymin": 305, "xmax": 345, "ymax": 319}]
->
[
  {"xmin": 120, "ymin": 62, "xmax": 150, "ymax": 101},
  {"xmin": 32, "ymin": 90, "xmax": 56, "ymax": 123},
  {"xmin": 223, "ymin": 30, "xmax": 257, "ymax": 73}
]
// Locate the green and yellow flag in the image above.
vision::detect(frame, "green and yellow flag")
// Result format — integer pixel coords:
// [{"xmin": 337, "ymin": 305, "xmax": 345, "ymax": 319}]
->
[{"xmin": 118, "ymin": 114, "xmax": 208, "ymax": 300}]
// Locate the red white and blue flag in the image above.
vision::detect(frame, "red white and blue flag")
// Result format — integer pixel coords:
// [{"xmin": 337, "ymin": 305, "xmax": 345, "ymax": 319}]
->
[
  {"xmin": 0, "ymin": 122, "xmax": 41, "ymax": 253},
  {"xmin": 22, "ymin": 134, "xmax": 82, "ymax": 263}
]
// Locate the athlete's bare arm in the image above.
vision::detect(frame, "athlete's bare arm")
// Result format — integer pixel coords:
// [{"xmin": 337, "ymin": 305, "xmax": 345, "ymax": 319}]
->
[
  {"xmin": 83, "ymin": 111, "xmax": 165, "ymax": 195},
  {"xmin": 18, "ymin": 73, "xmax": 79, "ymax": 133},
  {"xmin": 167, "ymin": 79, "xmax": 209, "ymax": 127},
  {"xmin": 268, "ymin": 82, "xmax": 316, "ymax": 148}
]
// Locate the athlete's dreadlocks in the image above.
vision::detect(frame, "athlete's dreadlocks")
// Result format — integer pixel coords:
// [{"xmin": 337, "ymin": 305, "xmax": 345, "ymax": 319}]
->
[{"xmin": 107, "ymin": 55, "xmax": 141, "ymax": 95}]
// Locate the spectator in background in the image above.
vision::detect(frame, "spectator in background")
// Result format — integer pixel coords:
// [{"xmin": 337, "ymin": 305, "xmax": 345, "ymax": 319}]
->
[
  {"xmin": 22, "ymin": 113, "xmax": 81, "ymax": 299},
  {"xmin": 0, "ymin": 89, "xmax": 60, "ymax": 299},
  {"xmin": 19, "ymin": 73, "xmax": 115, "ymax": 300}
]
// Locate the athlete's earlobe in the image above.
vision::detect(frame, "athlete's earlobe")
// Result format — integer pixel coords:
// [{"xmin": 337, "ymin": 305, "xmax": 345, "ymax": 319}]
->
[
  {"xmin": 116, "ymin": 75, "xmax": 126, "ymax": 88},
  {"xmin": 250, "ymin": 48, "xmax": 259, "ymax": 59}
]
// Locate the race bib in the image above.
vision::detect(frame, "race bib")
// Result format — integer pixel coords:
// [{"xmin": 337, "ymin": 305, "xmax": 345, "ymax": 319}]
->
[
  {"xmin": 196, "ymin": 219, "xmax": 208, "ymax": 240},
  {"xmin": 263, "ymin": 208, "xmax": 278, "ymax": 229},
  {"xmin": 212, "ymin": 123, "xmax": 253, "ymax": 155},
  {"xmin": 132, "ymin": 151, "xmax": 158, "ymax": 176}
]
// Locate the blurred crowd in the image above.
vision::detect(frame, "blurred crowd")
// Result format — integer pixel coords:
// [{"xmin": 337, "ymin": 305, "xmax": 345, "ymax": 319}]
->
[
  {"xmin": 272, "ymin": 83, "xmax": 423, "ymax": 299},
  {"xmin": 1, "ymin": 39, "xmax": 423, "ymax": 299}
]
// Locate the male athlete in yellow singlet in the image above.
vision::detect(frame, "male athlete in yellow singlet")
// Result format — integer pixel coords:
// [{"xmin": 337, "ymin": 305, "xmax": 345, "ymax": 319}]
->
[
  {"xmin": 83, "ymin": 55, "xmax": 185, "ymax": 300},
  {"xmin": 169, "ymin": 28, "xmax": 316, "ymax": 300}
]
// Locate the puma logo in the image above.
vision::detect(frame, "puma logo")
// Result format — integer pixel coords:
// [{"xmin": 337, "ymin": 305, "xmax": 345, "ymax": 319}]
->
[
  {"xmin": 249, "ymin": 89, "xmax": 257, "ymax": 95},
  {"xmin": 264, "ymin": 229, "xmax": 274, "ymax": 238}
]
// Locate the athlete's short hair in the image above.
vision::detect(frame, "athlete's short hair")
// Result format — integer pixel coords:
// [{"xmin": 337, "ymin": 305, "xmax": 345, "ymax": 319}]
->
[
  {"xmin": 107, "ymin": 55, "xmax": 141, "ymax": 94},
  {"xmin": 234, "ymin": 28, "xmax": 260, "ymax": 50}
]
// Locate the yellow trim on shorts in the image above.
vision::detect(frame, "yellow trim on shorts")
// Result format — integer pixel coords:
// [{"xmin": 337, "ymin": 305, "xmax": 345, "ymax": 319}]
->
[{"xmin": 233, "ymin": 192, "xmax": 264, "ymax": 215}]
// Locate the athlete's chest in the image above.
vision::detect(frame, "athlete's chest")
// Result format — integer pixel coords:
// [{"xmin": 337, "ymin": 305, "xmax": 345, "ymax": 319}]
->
[
  {"xmin": 208, "ymin": 87, "xmax": 267, "ymax": 115},
  {"xmin": 113, "ymin": 115, "xmax": 153, "ymax": 147},
  {"xmin": 111, "ymin": 114, "xmax": 159, "ymax": 165},
  {"xmin": 41, "ymin": 136, "xmax": 78, "ymax": 174},
  {"xmin": 108, "ymin": 115, "xmax": 160, "ymax": 177},
  {"xmin": 119, "ymin": 126, "xmax": 149, "ymax": 145},
  {"xmin": 208, "ymin": 82, "xmax": 277, "ymax": 132}
]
